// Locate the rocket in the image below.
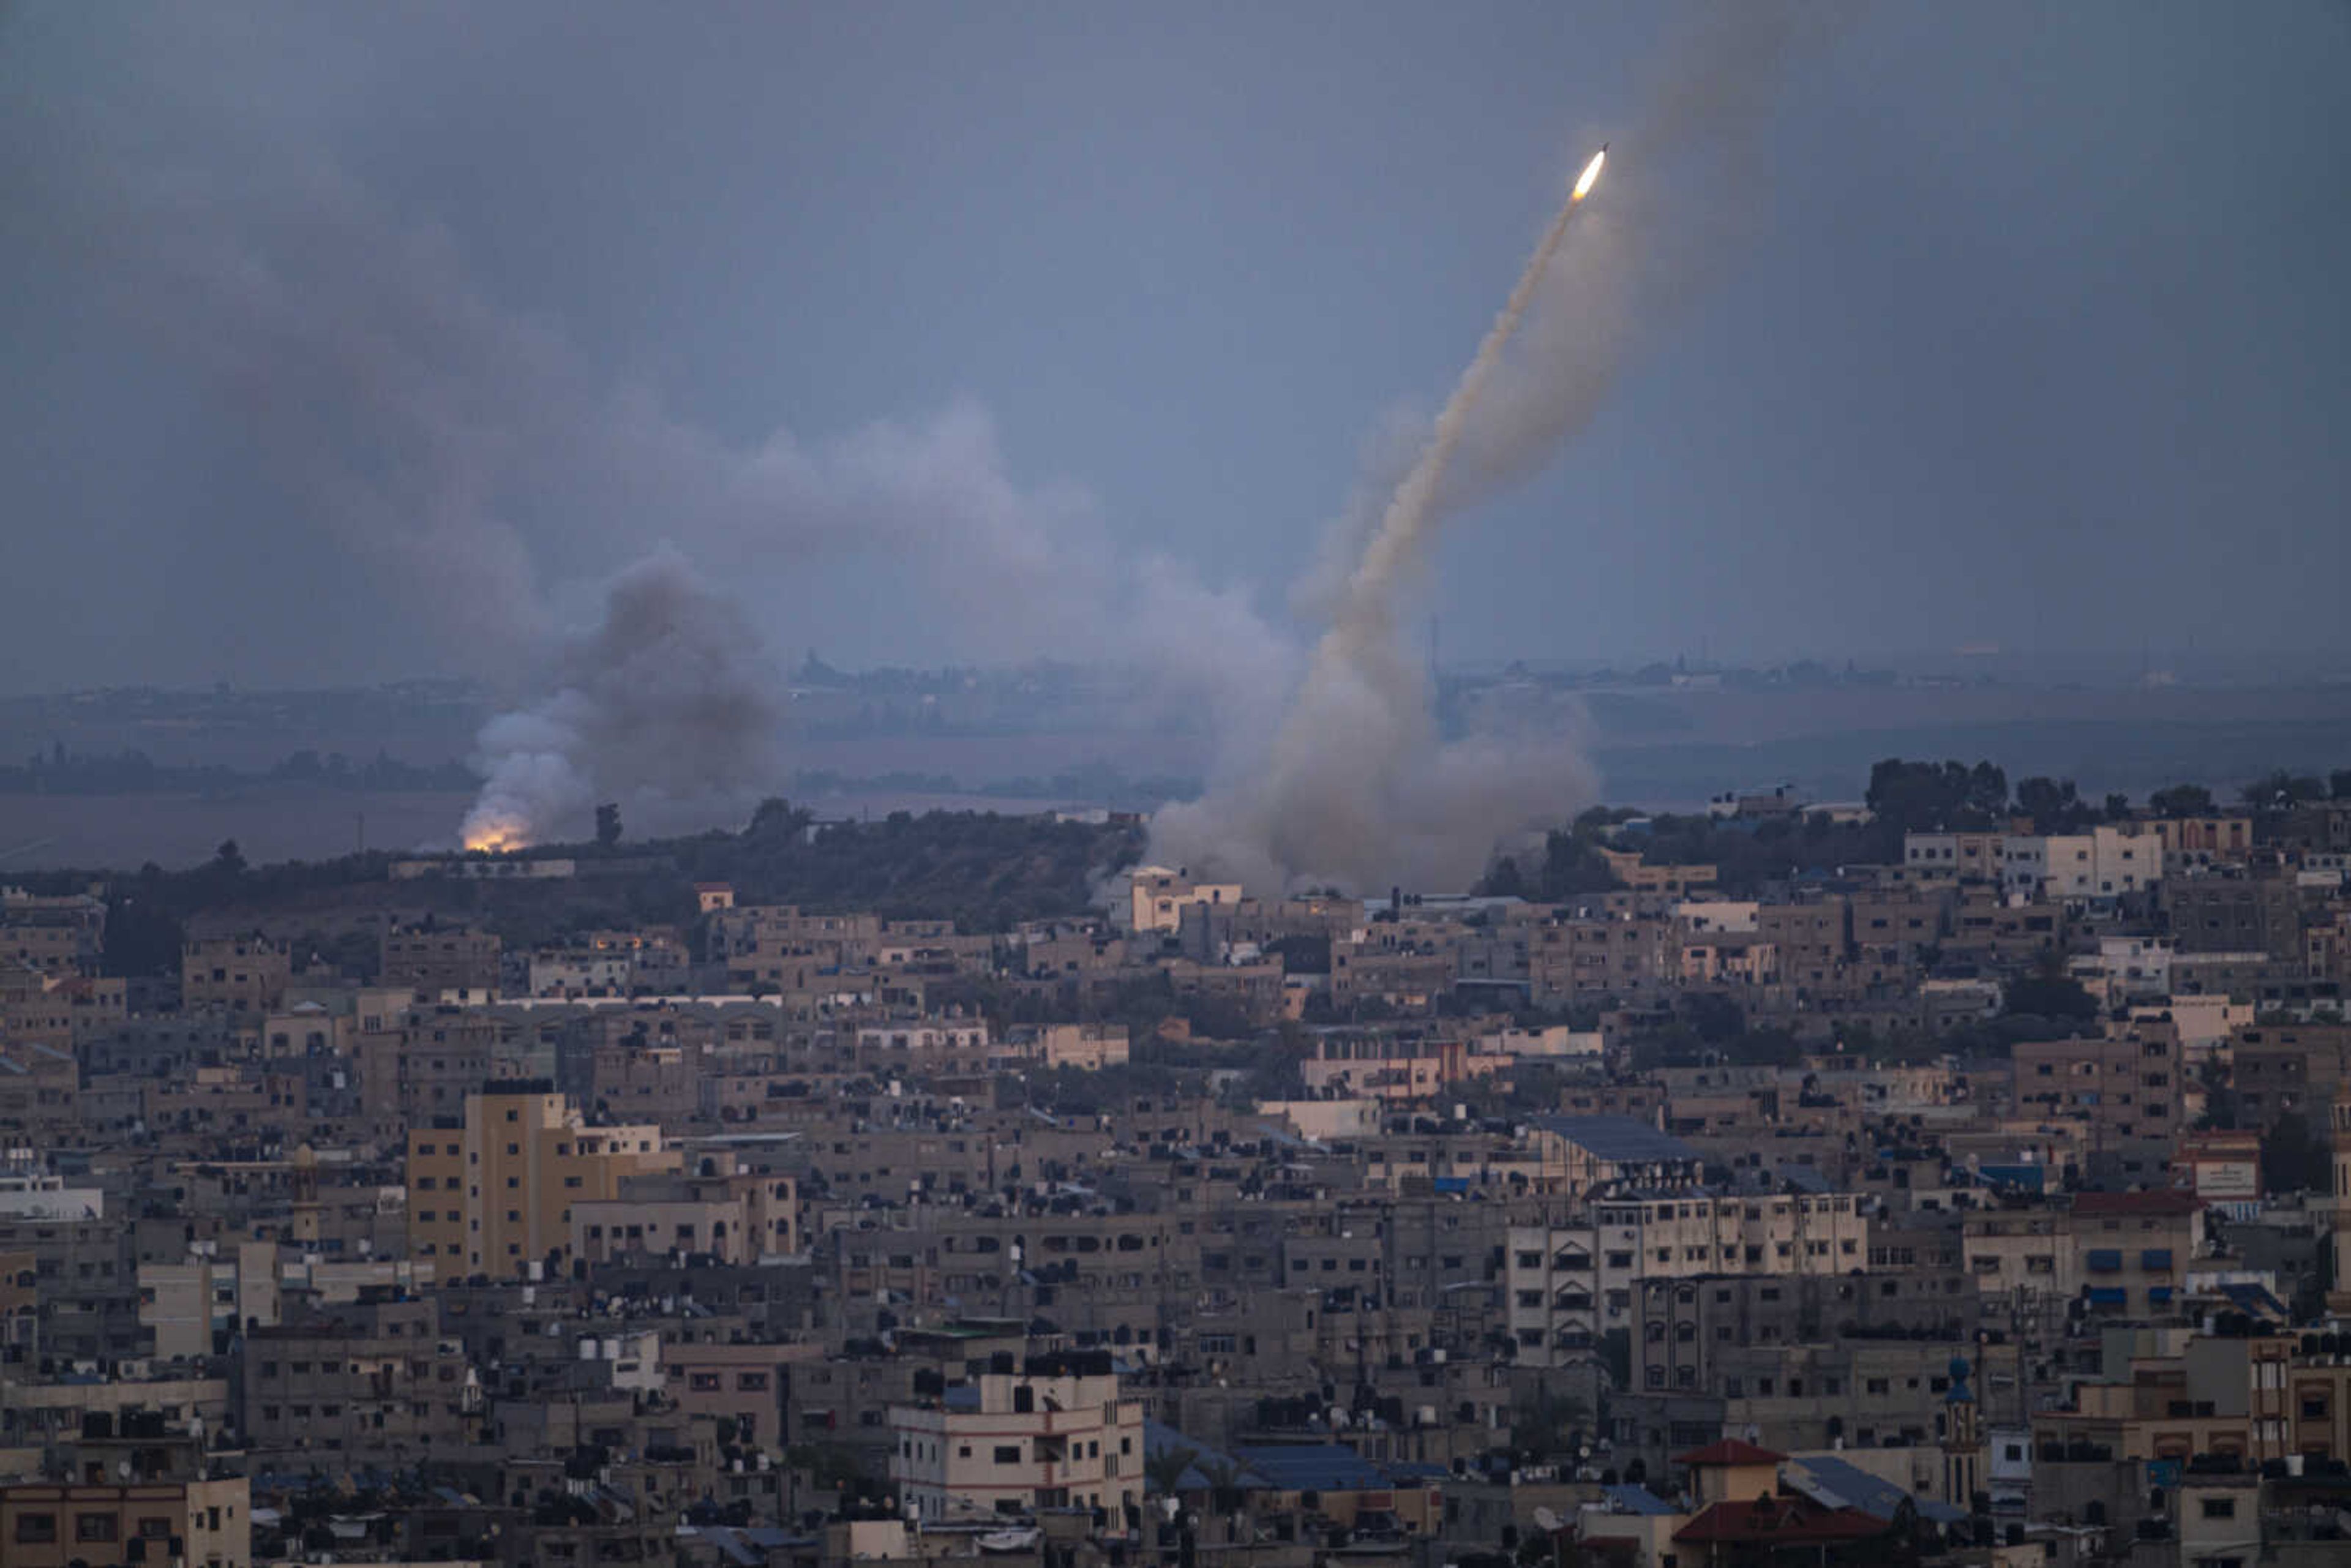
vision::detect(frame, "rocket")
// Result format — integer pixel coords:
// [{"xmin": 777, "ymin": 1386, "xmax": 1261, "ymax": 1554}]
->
[{"xmin": 1572, "ymin": 144, "xmax": 1608, "ymax": 202}]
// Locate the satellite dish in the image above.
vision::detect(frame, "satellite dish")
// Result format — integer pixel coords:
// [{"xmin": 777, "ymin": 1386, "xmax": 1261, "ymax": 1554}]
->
[
  {"xmin": 117, "ymin": 1458, "xmax": 134, "ymax": 1479},
  {"xmin": 1533, "ymin": 1507, "xmax": 1562, "ymax": 1532}
]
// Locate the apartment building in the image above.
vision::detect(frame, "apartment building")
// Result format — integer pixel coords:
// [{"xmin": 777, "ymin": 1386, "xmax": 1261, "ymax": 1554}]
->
[
  {"xmin": 405, "ymin": 1086, "xmax": 673, "ymax": 1276},
  {"xmin": 888, "ymin": 1363, "xmax": 1144, "ymax": 1521},
  {"xmin": 179, "ymin": 936, "xmax": 291, "ymax": 1013}
]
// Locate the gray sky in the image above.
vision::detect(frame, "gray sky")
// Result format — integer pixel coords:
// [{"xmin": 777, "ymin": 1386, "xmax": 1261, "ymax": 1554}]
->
[{"xmin": 3, "ymin": 1, "xmax": 2346, "ymax": 692}]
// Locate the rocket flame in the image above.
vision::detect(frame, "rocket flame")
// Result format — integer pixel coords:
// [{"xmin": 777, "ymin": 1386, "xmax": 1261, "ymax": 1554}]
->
[{"xmin": 1572, "ymin": 148, "xmax": 1607, "ymax": 201}]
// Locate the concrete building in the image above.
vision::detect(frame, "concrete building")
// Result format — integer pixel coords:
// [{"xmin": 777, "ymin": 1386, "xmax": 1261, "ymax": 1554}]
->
[
  {"xmin": 0, "ymin": 1421, "xmax": 249, "ymax": 1568},
  {"xmin": 404, "ymin": 1086, "xmax": 674, "ymax": 1277},
  {"xmin": 888, "ymin": 1363, "xmax": 1144, "ymax": 1521},
  {"xmin": 1120, "ymin": 866, "xmax": 1243, "ymax": 935},
  {"xmin": 381, "ymin": 924, "xmax": 503, "ymax": 998},
  {"xmin": 179, "ymin": 935, "xmax": 291, "ymax": 1013}
]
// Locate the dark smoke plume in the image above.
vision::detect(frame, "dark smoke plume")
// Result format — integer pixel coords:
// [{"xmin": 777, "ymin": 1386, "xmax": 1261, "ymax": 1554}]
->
[{"xmin": 462, "ymin": 553, "xmax": 782, "ymax": 848}]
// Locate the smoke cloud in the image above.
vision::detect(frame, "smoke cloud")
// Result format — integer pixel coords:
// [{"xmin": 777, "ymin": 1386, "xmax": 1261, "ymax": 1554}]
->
[
  {"xmin": 1152, "ymin": 4, "xmax": 1832, "ymax": 895},
  {"xmin": 14, "ymin": 102, "xmax": 1286, "ymax": 847},
  {"xmin": 461, "ymin": 552, "xmax": 784, "ymax": 849}
]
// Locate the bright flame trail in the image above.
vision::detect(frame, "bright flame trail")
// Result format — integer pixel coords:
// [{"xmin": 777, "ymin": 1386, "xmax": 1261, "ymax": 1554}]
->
[
  {"xmin": 1245, "ymin": 148, "xmax": 1608, "ymax": 881},
  {"xmin": 1573, "ymin": 146, "xmax": 1607, "ymax": 201}
]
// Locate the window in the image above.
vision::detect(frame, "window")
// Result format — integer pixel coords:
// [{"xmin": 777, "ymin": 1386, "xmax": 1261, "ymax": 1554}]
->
[
  {"xmin": 994, "ymin": 1445, "xmax": 1022, "ymax": 1464},
  {"xmin": 16, "ymin": 1514, "xmax": 58, "ymax": 1544},
  {"xmin": 2200, "ymin": 1498, "xmax": 2236, "ymax": 1520},
  {"xmin": 78, "ymin": 1513, "xmax": 122, "ymax": 1542}
]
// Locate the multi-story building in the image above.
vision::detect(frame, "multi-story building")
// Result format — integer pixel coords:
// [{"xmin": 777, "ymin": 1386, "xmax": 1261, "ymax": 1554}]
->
[
  {"xmin": 1592, "ymin": 1189, "xmax": 1870, "ymax": 1287},
  {"xmin": 380, "ymin": 924, "xmax": 503, "ymax": 997},
  {"xmin": 404, "ymin": 1086, "xmax": 674, "ymax": 1277},
  {"xmin": 1963, "ymin": 1189, "xmax": 2202, "ymax": 1318},
  {"xmin": 2167, "ymin": 871, "xmax": 2306, "ymax": 959},
  {"xmin": 179, "ymin": 935, "xmax": 291, "ymax": 1013},
  {"xmin": 887, "ymin": 1362, "xmax": 1144, "ymax": 1522},
  {"xmin": 0, "ymin": 1423, "xmax": 249, "ymax": 1568},
  {"xmin": 1119, "ymin": 866, "xmax": 1243, "ymax": 934},
  {"xmin": 2010, "ymin": 1026, "xmax": 2183, "ymax": 1182},
  {"xmin": 242, "ymin": 1293, "xmax": 477, "ymax": 1461}
]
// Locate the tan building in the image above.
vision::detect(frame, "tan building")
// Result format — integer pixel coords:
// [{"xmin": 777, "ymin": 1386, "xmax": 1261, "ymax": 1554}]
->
[
  {"xmin": 1122, "ymin": 865, "xmax": 1242, "ymax": 934},
  {"xmin": 405, "ymin": 1086, "xmax": 674, "ymax": 1277},
  {"xmin": 569, "ymin": 1154, "xmax": 799, "ymax": 1264},
  {"xmin": 1596, "ymin": 848, "xmax": 1720, "ymax": 897},
  {"xmin": 1963, "ymin": 1189, "xmax": 2201, "ymax": 1318},
  {"xmin": 2330, "ymin": 1094, "xmax": 2351, "ymax": 1315},
  {"xmin": 1035, "ymin": 1022, "xmax": 1131, "ymax": 1070},
  {"xmin": 0, "ymin": 1479, "xmax": 250, "ymax": 1568},
  {"xmin": 1593, "ymin": 1190, "xmax": 1870, "ymax": 1284},
  {"xmin": 1, "ymin": 1426, "xmax": 248, "ymax": 1568},
  {"xmin": 381, "ymin": 924, "xmax": 503, "ymax": 997},
  {"xmin": 179, "ymin": 936, "xmax": 290, "ymax": 1013},
  {"xmin": 2011, "ymin": 1026, "xmax": 2183, "ymax": 1180},
  {"xmin": 0, "ymin": 964, "xmax": 74, "ymax": 1050}
]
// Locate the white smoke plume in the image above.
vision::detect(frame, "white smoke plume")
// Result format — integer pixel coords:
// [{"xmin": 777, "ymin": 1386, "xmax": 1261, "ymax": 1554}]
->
[
  {"xmin": 461, "ymin": 552, "xmax": 784, "ymax": 849},
  {"xmin": 1153, "ymin": 3, "xmax": 1835, "ymax": 895},
  {"xmin": 1150, "ymin": 186, "xmax": 1599, "ymax": 895},
  {"xmin": 15, "ymin": 107, "xmax": 1288, "ymax": 847}
]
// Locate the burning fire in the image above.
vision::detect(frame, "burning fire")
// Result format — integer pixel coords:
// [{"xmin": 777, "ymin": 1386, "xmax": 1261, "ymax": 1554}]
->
[
  {"xmin": 462, "ymin": 817, "xmax": 528, "ymax": 854},
  {"xmin": 1572, "ymin": 147, "xmax": 1607, "ymax": 202}
]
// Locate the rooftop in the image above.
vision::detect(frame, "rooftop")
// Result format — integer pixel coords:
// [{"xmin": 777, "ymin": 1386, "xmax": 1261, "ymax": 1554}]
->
[{"xmin": 1529, "ymin": 1116, "xmax": 1701, "ymax": 1165}]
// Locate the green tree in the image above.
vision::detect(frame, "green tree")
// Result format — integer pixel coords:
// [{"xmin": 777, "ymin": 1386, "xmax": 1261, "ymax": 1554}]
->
[
  {"xmin": 2260, "ymin": 1114, "xmax": 2331, "ymax": 1195},
  {"xmin": 2148, "ymin": 783, "xmax": 2215, "ymax": 818},
  {"xmin": 593, "ymin": 802, "xmax": 623, "ymax": 847},
  {"xmin": 1142, "ymin": 1444, "xmax": 1198, "ymax": 1496},
  {"xmin": 2002, "ymin": 949, "xmax": 2098, "ymax": 1022},
  {"xmin": 2014, "ymin": 776, "xmax": 2082, "ymax": 832},
  {"xmin": 747, "ymin": 795, "xmax": 814, "ymax": 840},
  {"xmin": 2241, "ymin": 771, "xmax": 2327, "ymax": 810},
  {"xmin": 1865, "ymin": 759, "xmax": 2008, "ymax": 833},
  {"xmin": 1479, "ymin": 856, "xmax": 1528, "ymax": 898}
]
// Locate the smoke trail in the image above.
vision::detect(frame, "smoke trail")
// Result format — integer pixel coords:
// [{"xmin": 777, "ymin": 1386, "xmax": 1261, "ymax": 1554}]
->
[
  {"xmin": 460, "ymin": 552, "xmax": 784, "ymax": 849},
  {"xmin": 1153, "ymin": 4, "xmax": 1835, "ymax": 894},
  {"xmin": 1149, "ymin": 182, "xmax": 1599, "ymax": 896}
]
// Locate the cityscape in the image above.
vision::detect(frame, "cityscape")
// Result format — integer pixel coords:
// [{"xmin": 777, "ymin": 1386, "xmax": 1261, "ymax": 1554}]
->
[{"xmin": 2, "ymin": 8, "xmax": 2349, "ymax": 1568}]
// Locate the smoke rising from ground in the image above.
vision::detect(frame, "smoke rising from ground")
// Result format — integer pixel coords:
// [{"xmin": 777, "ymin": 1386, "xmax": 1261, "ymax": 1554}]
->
[
  {"xmin": 3, "ymin": 4, "xmax": 1843, "ymax": 865},
  {"xmin": 1153, "ymin": 4, "xmax": 1831, "ymax": 894},
  {"xmin": 12, "ymin": 100, "xmax": 1288, "ymax": 849},
  {"xmin": 460, "ymin": 553, "xmax": 784, "ymax": 849}
]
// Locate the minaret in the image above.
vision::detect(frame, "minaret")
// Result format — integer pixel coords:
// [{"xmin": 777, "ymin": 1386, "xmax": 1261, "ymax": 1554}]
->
[
  {"xmin": 1941, "ymin": 1355, "xmax": 1982, "ymax": 1509},
  {"xmin": 2328, "ymin": 1096, "xmax": 2351, "ymax": 1316}
]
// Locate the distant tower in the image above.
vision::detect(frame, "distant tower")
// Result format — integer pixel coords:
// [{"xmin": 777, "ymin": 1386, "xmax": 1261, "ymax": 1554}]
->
[
  {"xmin": 1941, "ymin": 1355, "xmax": 1982, "ymax": 1509},
  {"xmin": 2329, "ymin": 1096, "xmax": 2351, "ymax": 1315}
]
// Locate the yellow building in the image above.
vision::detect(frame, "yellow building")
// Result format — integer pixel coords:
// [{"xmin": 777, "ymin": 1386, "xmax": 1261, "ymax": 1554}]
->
[{"xmin": 405, "ymin": 1085, "xmax": 674, "ymax": 1277}]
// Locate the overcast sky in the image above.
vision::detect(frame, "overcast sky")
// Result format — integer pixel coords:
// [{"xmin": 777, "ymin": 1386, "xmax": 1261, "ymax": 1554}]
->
[{"xmin": 3, "ymin": 1, "xmax": 2345, "ymax": 692}]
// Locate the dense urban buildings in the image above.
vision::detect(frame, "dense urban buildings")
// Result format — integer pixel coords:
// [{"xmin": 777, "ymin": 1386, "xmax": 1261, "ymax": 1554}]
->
[{"xmin": 2, "ymin": 773, "xmax": 2350, "ymax": 1568}]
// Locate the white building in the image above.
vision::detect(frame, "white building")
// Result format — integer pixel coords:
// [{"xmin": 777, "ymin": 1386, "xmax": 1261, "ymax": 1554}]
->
[
  {"xmin": 889, "ymin": 1369, "xmax": 1144, "ymax": 1521},
  {"xmin": 2072, "ymin": 936, "xmax": 2175, "ymax": 1006},
  {"xmin": 2003, "ymin": 827, "xmax": 2164, "ymax": 903},
  {"xmin": 0, "ymin": 1171, "xmax": 102, "ymax": 1220}
]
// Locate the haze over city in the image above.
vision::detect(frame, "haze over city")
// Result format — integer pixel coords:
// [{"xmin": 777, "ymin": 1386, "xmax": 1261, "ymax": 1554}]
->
[
  {"xmin": 11, "ymin": 9, "xmax": 2351, "ymax": 1568},
  {"xmin": 4, "ymin": 2, "xmax": 2346, "ymax": 696}
]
